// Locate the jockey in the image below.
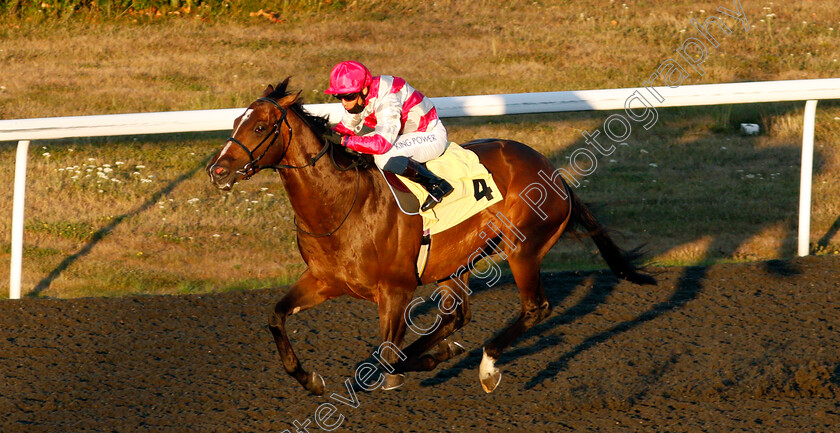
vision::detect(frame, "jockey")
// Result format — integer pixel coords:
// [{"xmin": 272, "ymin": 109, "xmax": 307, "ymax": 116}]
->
[{"xmin": 324, "ymin": 60, "xmax": 454, "ymax": 211}]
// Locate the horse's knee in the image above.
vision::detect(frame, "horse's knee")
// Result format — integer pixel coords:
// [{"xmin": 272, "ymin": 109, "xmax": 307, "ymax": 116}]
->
[{"xmin": 268, "ymin": 302, "xmax": 290, "ymax": 328}]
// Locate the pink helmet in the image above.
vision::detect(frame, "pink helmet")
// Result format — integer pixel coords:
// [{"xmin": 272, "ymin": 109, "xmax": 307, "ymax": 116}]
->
[{"xmin": 324, "ymin": 61, "xmax": 373, "ymax": 94}]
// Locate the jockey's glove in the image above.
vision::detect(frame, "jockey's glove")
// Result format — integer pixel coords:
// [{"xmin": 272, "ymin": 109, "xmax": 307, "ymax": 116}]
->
[{"xmin": 322, "ymin": 131, "xmax": 345, "ymax": 146}]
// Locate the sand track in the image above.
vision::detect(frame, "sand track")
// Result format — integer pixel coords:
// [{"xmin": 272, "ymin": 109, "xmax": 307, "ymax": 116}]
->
[{"xmin": 2, "ymin": 256, "xmax": 839, "ymax": 432}]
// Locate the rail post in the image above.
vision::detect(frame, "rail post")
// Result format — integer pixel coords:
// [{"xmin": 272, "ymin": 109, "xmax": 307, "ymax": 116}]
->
[
  {"xmin": 10, "ymin": 140, "xmax": 30, "ymax": 299},
  {"xmin": 797, "ymin": 100, "xmax": 818, "ymax": 257}
]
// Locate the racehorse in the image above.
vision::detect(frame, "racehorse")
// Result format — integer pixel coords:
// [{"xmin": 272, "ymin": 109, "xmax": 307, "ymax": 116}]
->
[{"xmin": 206, "ymin": 78, "xmax": 655, "ymax": 395}]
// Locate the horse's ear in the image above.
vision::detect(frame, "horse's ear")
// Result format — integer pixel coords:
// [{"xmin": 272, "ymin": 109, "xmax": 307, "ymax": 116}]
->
[
  {"xmin": 277, "ymin": 90, "xmax": 302, "ymax": 108},
  {"xmin": 261, "ymin": 84, "xmax": 275, "ymax": 97},
  {"xmin": 277, "ymin": 77, "xmax": 292, "ymax": 94}
]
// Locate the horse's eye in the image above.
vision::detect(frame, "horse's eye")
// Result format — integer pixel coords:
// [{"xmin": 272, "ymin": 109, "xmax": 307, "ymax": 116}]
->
[{"xmin": 255, "ymin": 125, "xmax": 266, "ymax": 134}]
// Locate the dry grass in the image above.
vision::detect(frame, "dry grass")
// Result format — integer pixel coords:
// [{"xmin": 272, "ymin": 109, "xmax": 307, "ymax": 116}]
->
[{"xmin": 1, "ymin": 0, "xmax": 839, "ymax": 298}]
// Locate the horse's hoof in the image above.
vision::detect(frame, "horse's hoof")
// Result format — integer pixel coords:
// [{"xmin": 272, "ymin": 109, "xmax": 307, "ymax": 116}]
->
[
  {"xmin": 479, "ymin": 349, "xmax": 501, "ymax": 393},
  {"xmin": 382, "ymin": 373, "xmax": 405, "ymax": 391},
  {"xmin": 434, "ymin": 339, "xmax": 466, "ymax": 361},
  {"xmin": 439, "ymin": 339, "xmax": 466, "ymax": 358},
  {"xmin": 448, "ymin": 341, "xmax": 466, "ymax": 357},
  {"xmin": 309, "ymin": 371, "xmax": 326, "ymax": 396}
]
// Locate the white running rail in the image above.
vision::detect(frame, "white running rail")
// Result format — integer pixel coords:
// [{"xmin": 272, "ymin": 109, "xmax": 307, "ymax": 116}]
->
[{"xmin": 3, "ymin": 78, "xmax": 840, "ymax": 298}]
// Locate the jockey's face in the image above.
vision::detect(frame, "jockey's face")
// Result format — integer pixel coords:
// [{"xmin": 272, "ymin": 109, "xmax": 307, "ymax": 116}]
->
[{"xmin": 342, "ymin": 87, "xmax": 368, "ymax": 114}]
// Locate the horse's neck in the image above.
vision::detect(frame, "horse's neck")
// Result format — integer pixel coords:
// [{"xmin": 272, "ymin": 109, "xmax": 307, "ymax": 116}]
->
[{"xmin": 278, "ymin": 131, "xmax": 368, "ymax": 234}]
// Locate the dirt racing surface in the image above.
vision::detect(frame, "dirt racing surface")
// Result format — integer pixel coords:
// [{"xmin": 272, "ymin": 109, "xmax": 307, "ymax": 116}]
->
[{"xmin": 2, "ymin": 255, "xmax": 839, "ymax": 432}]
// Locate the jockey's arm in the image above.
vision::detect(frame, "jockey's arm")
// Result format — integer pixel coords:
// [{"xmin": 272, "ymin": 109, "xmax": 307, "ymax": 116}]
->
[
  {"xmin": 343, "ymin": 93, "xmax": 402, "ymax": 155},
  {"xmin": 333, "ymin": 111, "xmax": 362, "ymax": 136}
]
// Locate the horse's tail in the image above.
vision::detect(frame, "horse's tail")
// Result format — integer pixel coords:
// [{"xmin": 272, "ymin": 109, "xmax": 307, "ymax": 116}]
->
[{"xmin": 568, "ymin": 188, "xmax": 657, "ymax": 285}]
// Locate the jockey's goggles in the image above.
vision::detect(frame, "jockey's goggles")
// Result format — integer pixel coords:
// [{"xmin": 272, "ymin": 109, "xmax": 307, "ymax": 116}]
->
[{"xmin": 333, "ymin": 92, "xmax": 360, "ymax": 101}]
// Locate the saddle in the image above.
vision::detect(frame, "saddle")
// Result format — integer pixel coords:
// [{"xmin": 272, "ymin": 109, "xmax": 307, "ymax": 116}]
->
[
  {"xmin": 380, "ymin": 142, "xmax": 502, "ymax": 234},
  {"xmin": 378, "ymin": 142, "xmax": 501, "ymax": 279}
]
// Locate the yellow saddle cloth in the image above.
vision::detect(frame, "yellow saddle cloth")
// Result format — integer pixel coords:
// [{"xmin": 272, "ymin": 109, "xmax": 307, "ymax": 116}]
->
[{"xmin": 381, "ymin": 142, "xmax": 502, "ymax": 235}]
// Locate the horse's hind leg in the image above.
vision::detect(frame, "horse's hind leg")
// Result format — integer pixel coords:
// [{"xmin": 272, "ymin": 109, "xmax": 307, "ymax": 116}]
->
[
  {"xmin": 395, "ymin": 273, "xmax": 472, "ymax": 373},
  {"xmin": 480, "ymin": 254, "xmax": 552, "ymax": 393}
]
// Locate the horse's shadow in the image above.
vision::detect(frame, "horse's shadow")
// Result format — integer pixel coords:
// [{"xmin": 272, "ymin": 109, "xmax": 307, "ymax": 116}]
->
[{"xmin": 422, "ymin": 102, "xmax": 836, "ymax": 387}]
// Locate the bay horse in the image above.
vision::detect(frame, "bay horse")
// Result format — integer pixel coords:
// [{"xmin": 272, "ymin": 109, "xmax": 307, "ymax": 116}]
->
[{"xmin": 206, "ymin": 78, "xmax": 655, "ymax": 395}]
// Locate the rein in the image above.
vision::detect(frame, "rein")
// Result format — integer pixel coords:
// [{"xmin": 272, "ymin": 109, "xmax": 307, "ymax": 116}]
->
[{"xmin": 226, "ymin": 96, "xmax": 364, "ymax": 237}]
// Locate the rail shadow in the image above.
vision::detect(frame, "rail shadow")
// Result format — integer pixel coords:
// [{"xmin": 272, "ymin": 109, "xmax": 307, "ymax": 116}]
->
[
  {"xmin": 817, "ymin": 215, "xmax": 840, "ymax": 252},
  {"xmin": 27, "ymin": 152, "xmax": 214, "ymax": 297}
]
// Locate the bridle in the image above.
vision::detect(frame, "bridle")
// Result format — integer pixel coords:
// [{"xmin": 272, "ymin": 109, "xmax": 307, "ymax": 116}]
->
[
  {"xmin": 227, "ymin": 97, "xmax": 322, "ymax": 179},
  {"xmin": 224, "ymin": 96, "xmax": 362, "ymax": 237}
]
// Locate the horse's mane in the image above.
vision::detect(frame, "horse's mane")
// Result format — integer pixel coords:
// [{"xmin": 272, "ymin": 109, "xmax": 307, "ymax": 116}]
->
[
  {"xmin": 267, "ymin": 77, "xmax": 330, "ymax": 138},
  {"xmin": 266, "ymin": 77, "xmax": 372, "ymax": 170}
]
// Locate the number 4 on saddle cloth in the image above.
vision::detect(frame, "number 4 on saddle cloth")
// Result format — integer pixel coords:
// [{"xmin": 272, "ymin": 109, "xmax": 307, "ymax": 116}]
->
[{"xmin": 379, "ymin": 142, "xmax": 503, "ymax": 278}]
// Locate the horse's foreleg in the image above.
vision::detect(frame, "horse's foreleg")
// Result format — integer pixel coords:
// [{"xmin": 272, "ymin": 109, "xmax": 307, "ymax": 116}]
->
[
  {"xmin": 396, "ymin": 274, "xmax": 472, "ymax": 372},
  {"xmin": 268, "ymin": 272, "xmax": 335, "ymax": 395},
  {"xmin": 375, "ymin": 289, "xmax": 413, "ymax": 390}
]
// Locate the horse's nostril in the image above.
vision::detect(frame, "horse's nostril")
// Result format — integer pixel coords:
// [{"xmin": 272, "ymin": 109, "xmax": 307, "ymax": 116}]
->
[{"xmin": 214, "ymin": 166, "xmax": 227, "ymax": 176}]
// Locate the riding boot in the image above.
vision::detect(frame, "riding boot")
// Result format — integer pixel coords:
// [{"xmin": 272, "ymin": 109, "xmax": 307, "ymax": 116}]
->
[{"xmin": 383, "ymin": 157, "xmax": 454, "ymax": 211}]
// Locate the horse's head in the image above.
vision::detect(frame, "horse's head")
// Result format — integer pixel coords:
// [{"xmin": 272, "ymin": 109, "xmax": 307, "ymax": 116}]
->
[{"xmin": 206, "ymin": 79, "xmax": 300, "ymax": 190}]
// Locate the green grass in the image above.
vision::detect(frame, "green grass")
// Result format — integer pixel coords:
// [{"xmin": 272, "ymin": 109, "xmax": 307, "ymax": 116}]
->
[{"xmin": 1, "ymin": 1, "xmax": 839, "ymax": 298}]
